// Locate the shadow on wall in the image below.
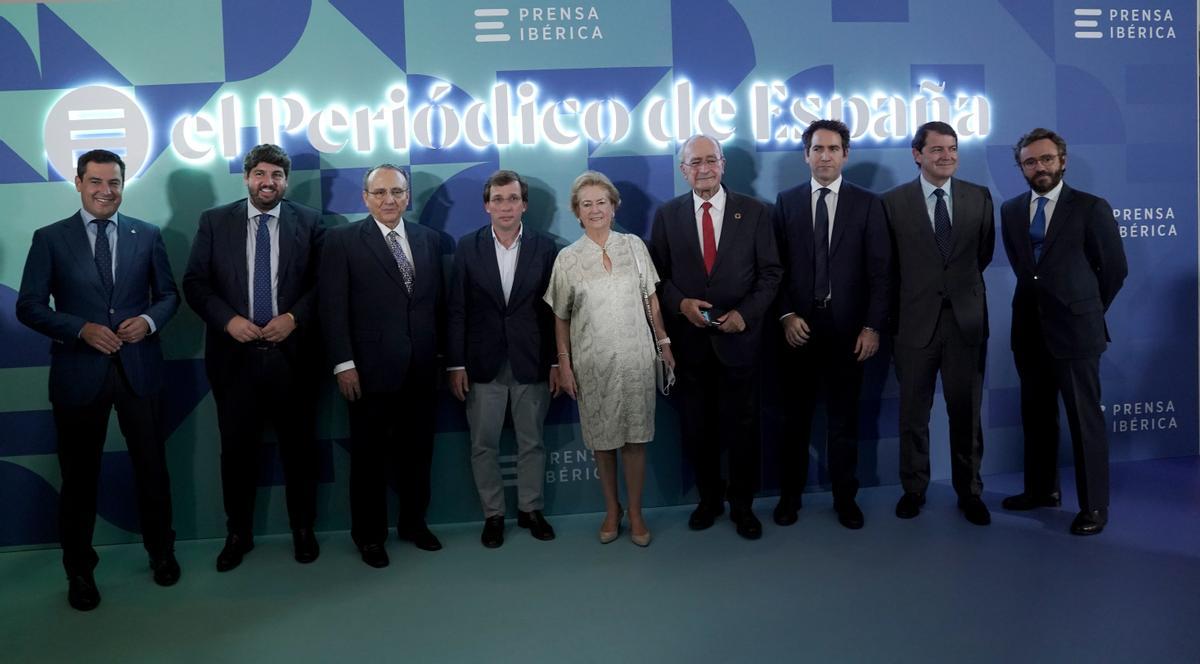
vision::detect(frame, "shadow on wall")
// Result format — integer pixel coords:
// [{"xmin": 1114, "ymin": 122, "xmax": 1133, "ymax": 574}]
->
[
  {"xmin": 162, "ymin": 167, "xmax": 217, "ymax": 360},
  {"xmin": 524, "ymin": 176, "xmax": 562, "ymax": 240},
  {"xmin": 723, "ymin": 144, "xmax": 761, "ymax": 201}
]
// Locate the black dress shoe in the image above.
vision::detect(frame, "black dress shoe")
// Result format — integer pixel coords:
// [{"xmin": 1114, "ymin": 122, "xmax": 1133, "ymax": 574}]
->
[
  {"xmin": 517, "ymin": 510, "xmax": 556, "ymax": 541},
  {"xmin": 481, "ymin": 515, "xmax": 505, "ymax": 548},
  {"xmin": 1001, "ymin": 492, "xmax": 1062, "ymax": 511},
  {"xmin": 772, "ymin": 495, "xmax": 801, "ymax": 527},
  {"xmin": 895, "ymin": 492, "xmax": 926, "ymax": 519},
  {"xmin": 1070, "ymin": 509, "xmax": 1108, "ymax": 536},
  {"xmin": 67, "ymin": 573, "xmax": 100, "ymax": 611},
  {"xmin": 834, "ymin": 499, "xmax": 865, "ymax": 530},
  {"xmin": 359, "ymin": 543, "xmax": 390, "ymax": 568},
  {"xmin": 688, "ymin": 501, "xmax": 724, "ymax": 531},
  {"xmin": 398, "ymin": 523, "xmax": 443, "ymax": 551},
  {"xmin": 216, "ymin": 534, "xmax": 254, "ymax": 572},
  {"xmin": 150, "ymin": 553, "xmax": 181, "ymax": 586},
  {"xmin": 957, "ymin": 495, "xmax": 992, "ymax": 526},
  {"xmin": 729, "ymin": 507, "xmax": 763, "ymax": 540},
  {"xmin": 293, "ymin": 528, "xmax": 319, "ymax": 564}
]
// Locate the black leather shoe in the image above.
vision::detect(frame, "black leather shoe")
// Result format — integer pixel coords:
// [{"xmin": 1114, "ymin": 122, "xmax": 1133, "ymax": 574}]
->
[
  {"xmin": 398, "ymin": 523, "xmax": 443, "ymax": 551},
  {"xmin": 517, "ymin": 510, "xmax": 556, "ymax": 541},
  {"xmin": 67, "ymin": 573, "xmax": 100, "ymax": 611},
  {"xmin": 772, "ymin": 495, "xmax": 801, "ymax": 527},
  {"xmin": 216, "ymin": 534, "xmax": 253, "ymax": 572},
  {"xmin": 1070, "ymin": 509, "xmax": 1108, "ymax": 536},
  {"xmin": 834, "ymin": 499, "xmax": 865, "ymax": 530},
  {"xmin": 1001, "ymin": 492, "xmax": 1062, "ymax": 511},
  {"xmin": 150, "ymin": 553, "xmax": 181, "ymax": 586},
  {"xmin": 293, "ymin": 528, "xmax": 319, "ymax": 564},
  {"xmin": 895, "ymin": 492, "xmax": 926, "ymax": 519},
  {"xmin": 729, "ymin": 506, "xmax": 763, "ymax": 540},
  {"xmin": 481, "ymin": 515, "xmax": 505, "ymax": 548},
  {"xmin": 688, "ymin": 501, "xmax": 724, "ymax": 531},
  {"xmin": 957, "ymin": 495, "xmax": 992, "ymax": 526},
  {"xmin": 359, "ymin": 543, "xmax": 390, "ymax": 568}
]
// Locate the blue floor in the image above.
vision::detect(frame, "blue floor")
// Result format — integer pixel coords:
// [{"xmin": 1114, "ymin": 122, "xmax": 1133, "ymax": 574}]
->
[{"xmin": 3, "ymin": 456, "xmax": 1199, "ymax": 663}]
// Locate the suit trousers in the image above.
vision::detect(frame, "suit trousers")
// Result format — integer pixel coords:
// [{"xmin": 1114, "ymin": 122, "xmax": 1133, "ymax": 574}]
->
[
  {"xmin": 52, "ymin": 359, "xmax": 174, "ymax": 576},
  {"xmin": 347, "ymin": 369, "xmax": 437, "ymax": 547},
  {"xmin": 1014, "ymin": 316, "xmax": 1109, "ymax": 511},
  {"xmin": 465, "ymin": 360, "xmax": 550, "ymax": 517},
  {"xmin": 778, "ymin": 307, "xmax": 864, "ymax": 501},
  {"xmin": 212, "ymin": 344, "xmax": 318, "ymax": 537},
  {"xmin": 676, "ymin": 341, "xmax": 761, "ymax": 508},
  {"xmin": 895, "ymin": 304, "xmax": 985, "ymax": 498}
]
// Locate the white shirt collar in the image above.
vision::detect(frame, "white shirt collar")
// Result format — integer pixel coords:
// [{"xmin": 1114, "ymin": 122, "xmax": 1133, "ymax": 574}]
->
[
  {"xmin": 920, "ymin": 175, "xmax": 952, "ymax": 200},
  {"xmin": 80, "ymin": 209, "xmax": 115, "ymax": 225},
  {"xmin": 248, "ymin": 201, "xmax": 281, "ymax": 221},
  {"xmin": 692, "ymin": 186, "xmax": 726, "ymax": 214},
  {"xmin": 374, "ymin": 217, "xmax": 406, "ymax": 238},
  {"xmin": 1030, "ymin": 179, "xmax": 1064, "ymax": 203},
  {"xmin": 491, "ymin": 223, "xmax": 523, "ymax": 249},
  {"xmin": 811, "ymin": 176, "xmax": 843, "ymax": 196}
]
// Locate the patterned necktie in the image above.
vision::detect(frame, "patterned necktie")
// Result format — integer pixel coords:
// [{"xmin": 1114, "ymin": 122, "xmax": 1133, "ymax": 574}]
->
[
  {"xmin": 387, "ymin": 230, "xmax": 415, "ymax": 294},
  {"xmin": 933, "ymin": 188, "xmax": 952, "ymax": 261},
  {"xmin": 813, "ymin": 187, "xmax": 831, "ymax": 301},
  {"xmin": 252, "ymin": 213, "xmax": 273, "ymax": 326},
  {"xmin": 92, "ymin": 218, "xmax": 114, "ymax": 298},
  {"xmin": 700, "ymin": 201, "xmax": 716, "ymax": 274},
  {"xmin": 1030, "ymin": 196, "xmax": 1048, "ymax": 261}
]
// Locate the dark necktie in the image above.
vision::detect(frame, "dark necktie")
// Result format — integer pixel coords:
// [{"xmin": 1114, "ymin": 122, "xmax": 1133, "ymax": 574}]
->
[
  {"xmin": 92, "ymin": 218, "xmax": 113, "ymax": 298},
  {"xmin": 933, "ymin": 188, "xmax": 952, "ymax": 261},
  {"xmin": 1030, "ymin": 196, "xmax": 1048, "ymax": 261},
  {"xmin": 701, "ymin": 201, "xmax": 716, "ymax": 274},
  {"xmin": 813, "ymin": 187, "xmax": 831, "ymax": 301},
  {"xmin": 252, "ymin": 213, "xmax": 273, "ymax": 326},
  {"xmin": 387, "ymin": 230, "xmax": 415, "ymax": 294}
]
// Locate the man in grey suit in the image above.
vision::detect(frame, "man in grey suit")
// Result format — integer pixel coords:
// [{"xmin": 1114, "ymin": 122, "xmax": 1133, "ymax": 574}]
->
[
  {"xmin": 447, "ymin": 170, "xmax": 560, "ymax": 548},
  {"xmin": 882, "ymin": 121, "xmax": 995, "ymax": 526}
]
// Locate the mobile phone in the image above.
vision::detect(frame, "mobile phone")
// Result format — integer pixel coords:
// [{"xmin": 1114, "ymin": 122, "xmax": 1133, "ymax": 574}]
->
[{"xmin": 700, "ymin": 308, "xmax": 723, "ymax": 327}]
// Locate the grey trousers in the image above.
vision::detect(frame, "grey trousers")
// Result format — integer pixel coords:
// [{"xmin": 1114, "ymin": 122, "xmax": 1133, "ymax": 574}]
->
[{"xmin": 465, "ymin": 360, "xmax": 551, "ymax": 517}]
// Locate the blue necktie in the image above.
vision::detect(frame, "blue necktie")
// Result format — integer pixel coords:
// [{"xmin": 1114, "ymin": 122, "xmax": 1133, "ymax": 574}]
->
[
  {"xmin": 92, "ymin": 219, "xmax": 113, "ymax": 299},
  {"xmin": 252, "ymin": 213, "xmax": 273, "ymax": 326},
  {"xmin": 1030, "ymin": 196, "xmax": 1048, "ymax": 261},
  {"xmin": 386, "ymin": 231, "xmax": 415, "ymax": 295},
  {"xmin": 813, "ymin": 187, "xmax": 831, "ymax": 301},
  {"xmin": 933, "ymin": 188, "xmax": 952, "ymax": 261}
]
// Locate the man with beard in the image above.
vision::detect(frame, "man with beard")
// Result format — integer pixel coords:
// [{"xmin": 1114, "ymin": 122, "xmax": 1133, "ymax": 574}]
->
[
  {"xmin": 183, "ymin": 144, "xmax": 324, "ymax": 570},
  {"xmin": 999, "ymin": 128, "xmax": 1127, "ymax": 535}
]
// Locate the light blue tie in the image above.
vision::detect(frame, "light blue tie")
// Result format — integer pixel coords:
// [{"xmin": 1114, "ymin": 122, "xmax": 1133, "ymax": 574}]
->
[
  {"xmin": 252, "ymin": 214, "xmax": 273, "ymax": 326},
  {"xmin": 1030, "ymin": 196, "xmax": 1048, "ymax": 261}
]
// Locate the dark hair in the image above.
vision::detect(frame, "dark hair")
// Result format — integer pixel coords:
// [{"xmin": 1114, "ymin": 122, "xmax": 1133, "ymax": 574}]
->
[
  {"xmin": 1012, "ymin": 127, "xmax": 1068, "ymax": 165},
  {"xmin": 76, "ymin": 149, "xmax": 125, "ymax": 180},
  {"xmin": 911, "ymin": 121, "xmax": 957, "ymax": 152},
  {"xmin": 802, "ymin": 119, "xmax": 851, "ymax": 153},
  {"xmin": 362, "ymin": 163, "xmax": 408, "ymax": 190},
  {"xmin": 483, "ymin": 170, "xmax": 528, "ymax": 204},
  {"xmin": 242, "ymin": 144, "xmax": 291, "ymax": 177}
]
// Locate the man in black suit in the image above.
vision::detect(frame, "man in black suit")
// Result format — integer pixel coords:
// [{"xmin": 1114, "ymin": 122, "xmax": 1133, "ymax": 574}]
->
[
  {"xmin": 447, "ymin": 170, "xmax": 559, "ymax": 548},
  {"xmin": 650, "ymin": 134, "xmax": 782, "ymax": 540},
  {"xmin": 882, "ymin": 121, "xmax": 994, "ymax": 526},
  {"xmin": 183, "ymin": 144, "xmax": 323, "ymax": 571},
  {"xmin": 772, "ymin": 120, "xmax": 891, "ymax": 530},
  {"xmin": 999, "ymin": 128, "xmax": 1127, "ymax": 535},
  {"xmin": 320, "ymin": 164, "xmax": 445, "ymax": 568},
  {"xmin": 17, "ymin": 149, "xmax": 181, "ymax": 610}
]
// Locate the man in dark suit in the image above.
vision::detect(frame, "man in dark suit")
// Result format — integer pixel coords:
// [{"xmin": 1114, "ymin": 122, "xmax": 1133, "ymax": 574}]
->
[
  {"xmin": 16, "ymin": 149, "xmax": 180, "ymax": 611},
  {"xmin": 182, "ymin": 144, "xmax": 323, "ymax": 571},
  {"xmin": 772, "ymin": 120, "xmax": 891, "ymax": 530},
  {"xmin": 999, "ymin": 128, "xmax": 1127, "ymax": 535},
  {"xmin": 650, "ymin": 134, "xmax": 782, "ymax": 540},
  {"xmin": 320, "ymin": 164, "xmax": 445, "ymax": 568},
  {"xmin": 882, "ymin": 121, "xmax": 994, "ymax": 526},
  {"xmin": 447, "ymin": 170, "xmax": 559, "ymax": 548}
]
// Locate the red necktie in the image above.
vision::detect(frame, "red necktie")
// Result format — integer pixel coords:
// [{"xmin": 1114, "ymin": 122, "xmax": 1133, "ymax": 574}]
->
[{"xmin": 701, "ymin": 201, "xmax": 716, "ymax": 274}]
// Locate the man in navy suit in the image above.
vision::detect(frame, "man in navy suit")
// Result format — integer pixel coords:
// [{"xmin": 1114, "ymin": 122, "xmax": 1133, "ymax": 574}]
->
[
  {"xmin": 771, "ymin": 120, "xmax": 891, "ymax": 530},
  {"xmin": 17, "ymin": 149, "xmax": 180, "ymax": 611},
  {"xmin": 183, "ymin": 144, "xmax": 324, "ymax": 571},
  {"xmin": 999, "ymin": 128, "xmax": 1127, "ymax": 535},
  {"xmin": 650, "ymin": 134, "xmax": 782, "ymax": 540},
  {"xmin": 447, "ymin": 170, "xmax": 560, "ymax": 548},
  {"xmin": 320, "ymin": 164, "xmax": 445, "ymax": 568}
]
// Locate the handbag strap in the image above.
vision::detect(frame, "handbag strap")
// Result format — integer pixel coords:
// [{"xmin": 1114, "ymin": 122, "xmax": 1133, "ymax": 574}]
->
[{"xmin": 630, "ymin": 238, "xmax": 662, "ymax": 359}]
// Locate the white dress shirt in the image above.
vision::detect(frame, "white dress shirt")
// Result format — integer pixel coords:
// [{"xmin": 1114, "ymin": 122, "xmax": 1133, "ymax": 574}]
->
[
  {"xmin": 691, "ymin": 186, "xmax": 727, "ymax": 250},
  {"xmin": 920, "ymin": 175, "xmax": 953, "ymax": 231}
]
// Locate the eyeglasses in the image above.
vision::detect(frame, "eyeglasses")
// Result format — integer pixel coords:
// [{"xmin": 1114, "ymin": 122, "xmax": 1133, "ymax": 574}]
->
[
  {"xmin": 684, "ymin": 157, "xmax": 723, "ymax": 169},
  {"xmin": 488, "ymin": 194, "xmax": 523, "ymax": 205},
  {"xmin": 366, "ymin": 188, "xmax": 408, "ymax": 199},
  {"xmin": 1020, "ymin": 154, "xmax": 1060, "ymax": 169}
]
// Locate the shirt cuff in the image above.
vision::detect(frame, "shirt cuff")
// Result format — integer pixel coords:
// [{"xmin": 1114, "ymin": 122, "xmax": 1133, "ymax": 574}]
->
[
  {"xmin": 779, "ymin": 312, "xmax": 795, "ymax": 321},
  {"xmin": 446, "ymin": 366, "xmax": 465, "ymax": 372},
  {"xmin": 333, "ymin": 360, "xmax": 356, "ymax": 375},
  {"xmin": 140, "ymin": 314, "xmax": 157, "ymax": 334}
]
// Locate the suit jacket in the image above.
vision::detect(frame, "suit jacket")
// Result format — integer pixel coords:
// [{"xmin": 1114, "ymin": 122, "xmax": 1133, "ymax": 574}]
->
[
  {"xmin": 773, "ymin": 180, "xmax": 891, "ymax": 336},
  {"xmin": 182, "ymin": 198, "xmax": 324, "ymax": 389},
  {"xmin": 447, "ymin": 225, "xmax": 558, "ymax": 384},
  {"xmin": 649, "ymin": 186, "xmax": 782, "ymax": 367},
  {"xmin": 1000, "ymin": 184, "xmax": 1127, "ymax": 359},
  {"xmin": 16, "ymin": 212, "xmax": 180, "ymax": 406},
  {"xmin": 319, "ymin": 216, "xmax": 445, "ymax": 394},
  {"xmin": 882, "ymin": 177, "xmax": 995, "ymax": 348}
]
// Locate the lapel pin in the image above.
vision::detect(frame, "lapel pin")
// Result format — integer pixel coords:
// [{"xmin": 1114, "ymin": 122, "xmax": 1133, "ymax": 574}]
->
[{"xmin": 734, "ymin": 212, "xmax": 742, "ymax": 220}]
